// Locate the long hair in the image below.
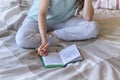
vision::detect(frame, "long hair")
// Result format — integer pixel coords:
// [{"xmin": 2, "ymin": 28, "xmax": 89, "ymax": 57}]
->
[{"xmin": 76, "ymin": 0, "xmax": 85, "ymax": 15}]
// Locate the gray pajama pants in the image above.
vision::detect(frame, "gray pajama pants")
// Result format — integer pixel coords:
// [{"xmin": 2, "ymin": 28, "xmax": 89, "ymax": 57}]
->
[{"xmin": 15, "ymin": 16, "xmax": 99, "ymax": 48}]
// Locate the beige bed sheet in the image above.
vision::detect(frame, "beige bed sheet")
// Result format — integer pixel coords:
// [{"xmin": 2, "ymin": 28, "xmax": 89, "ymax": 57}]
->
[{"xmin": 0, "ymin": 5, "xmax": 120, "ymax": 80}]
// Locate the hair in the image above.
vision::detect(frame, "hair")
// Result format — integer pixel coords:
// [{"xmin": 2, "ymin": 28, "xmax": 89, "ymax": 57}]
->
[{"xmin": 76, "ymin": 0, "xmax": 85, "ymax": 15}]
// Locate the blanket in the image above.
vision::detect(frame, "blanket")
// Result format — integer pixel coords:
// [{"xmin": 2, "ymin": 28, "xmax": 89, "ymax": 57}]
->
[{"xmin": 0, "ymin": 5, "xmax": 120, "ymax": 80}]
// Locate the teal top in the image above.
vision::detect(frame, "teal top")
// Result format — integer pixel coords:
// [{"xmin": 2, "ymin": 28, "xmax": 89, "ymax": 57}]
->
[{"xmin": 27, "ymin": 0, "xmax": 76, "ymax": 24}]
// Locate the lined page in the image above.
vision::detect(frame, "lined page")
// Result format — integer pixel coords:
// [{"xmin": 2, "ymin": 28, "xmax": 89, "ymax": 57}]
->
[{"xmin": 60, "ymin": 44, "xmax": 81, "ymax": 64}]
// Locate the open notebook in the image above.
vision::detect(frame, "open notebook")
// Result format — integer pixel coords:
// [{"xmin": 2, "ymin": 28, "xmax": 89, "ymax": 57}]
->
[{"xmin": 40, "ymin": 44, "xmax": 84, "ymax": 68}]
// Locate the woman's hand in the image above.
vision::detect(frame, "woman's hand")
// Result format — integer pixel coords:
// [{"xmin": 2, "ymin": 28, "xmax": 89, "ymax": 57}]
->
[{"xmin": 37, "ymin": 42, "xmax": 49, "ymax": 56}]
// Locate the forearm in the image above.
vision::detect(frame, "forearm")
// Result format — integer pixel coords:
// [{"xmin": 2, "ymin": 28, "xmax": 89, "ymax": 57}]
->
[
  {"xmin": 38, "ymin": 14, "xmax": 47, "ymax": 43},
  {"xmin": 82, "ymin": 0, "xmax": 94, "ymax": 21}
]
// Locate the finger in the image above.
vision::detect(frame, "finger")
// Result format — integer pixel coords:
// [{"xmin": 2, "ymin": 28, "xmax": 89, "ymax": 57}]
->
[
  {"xmin": 38, "ymin": 46, "xmax": 45, "ymax": 53},
  {"xmin": 38, "ymin": 44, "xmax": 45, "ymax": 52},
  {"xmin": 41, "ymin": 43, "xmax": 49, "ymax": 51},
  {"xmin": 37, "ymin": 50, "xmax": 45, "ymax": 56},
  {"xmin": 41, "ymin": 47, "xmax": 48, "ymax": 53},
  {"xmin": 38, "ymin": 47, "xmax": 41, "ymax": 53},
  {"xmin": 44, "ymin": 52, "xmax": 48, "ymax": 56},
  {"xmin": 40, "ymin": 51, "xmax": 48, "ymax": 56},
  {"xmin": 37, "ymin": 50, "xmax": 44, "ymax": 56}
]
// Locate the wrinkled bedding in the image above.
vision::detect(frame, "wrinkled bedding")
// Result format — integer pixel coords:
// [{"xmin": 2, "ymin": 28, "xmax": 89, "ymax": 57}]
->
[{"xmin": 0, "ymin": 4, "xmax": 120, "ymax": 80}]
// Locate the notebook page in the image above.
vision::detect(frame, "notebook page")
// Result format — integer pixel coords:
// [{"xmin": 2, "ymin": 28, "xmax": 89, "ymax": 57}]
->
[
  {"xmin": 42, "ymin": 52, "xmax": 63, "ymax": 65},
  {"xmin": 60, "ymin": 44, "xmax": 81, "ymax": 64}
]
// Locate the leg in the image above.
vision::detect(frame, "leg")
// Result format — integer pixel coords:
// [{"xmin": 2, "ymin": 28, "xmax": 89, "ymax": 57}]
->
[
  {"xmin": 53, "ymin": 16, "xmax": 100, "ymax": 41},
  {"xmin": 15, "ymin": 18, "xmax": 41, "ymax": 48},
  {"xmin": 16, "ymin": 18, "xmax": 59, "ymax": 48}
]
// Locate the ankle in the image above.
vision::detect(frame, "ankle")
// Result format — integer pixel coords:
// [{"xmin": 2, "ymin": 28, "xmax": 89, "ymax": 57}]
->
[
  {"xmin": 48, "ymin": 32, "xmax": 56, "ymax": 37},
  {"xmin": 48, "ymin": 31, "xmax": 64, "ymax": 42}
]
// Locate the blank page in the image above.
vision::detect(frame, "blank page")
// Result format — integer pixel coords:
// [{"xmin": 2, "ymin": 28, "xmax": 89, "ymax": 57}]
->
[{"xmin": 42, "ymin": 52, "xmax": 63, "ymax": 66}]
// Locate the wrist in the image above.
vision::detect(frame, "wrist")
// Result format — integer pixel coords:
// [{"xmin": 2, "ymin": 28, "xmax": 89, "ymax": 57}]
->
[
  {"xmin": 41, "ymin": 40, "xmax": 48, "ymax": 44},
  {"xmin": 41, "ymin": 34, "xmax": 47, "ymax": 43}
]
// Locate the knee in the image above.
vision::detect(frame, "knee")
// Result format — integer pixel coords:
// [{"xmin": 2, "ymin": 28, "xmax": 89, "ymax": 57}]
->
[
  {"xmin": 87, "ymin": 21, "xmax": 100, "ymax": 39},
  {"xmin": 15, "ymin": 30, "xmax": 28, "ymax": 48},
  {"xmin": 15, "ymin": 29, "xmax": 35, "ymax": 48}
]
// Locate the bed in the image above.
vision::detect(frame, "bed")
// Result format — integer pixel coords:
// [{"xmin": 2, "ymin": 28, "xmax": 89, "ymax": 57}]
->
[{"xmin": 0, "ymin": 0, "xmax": 120, "ymax": 80}]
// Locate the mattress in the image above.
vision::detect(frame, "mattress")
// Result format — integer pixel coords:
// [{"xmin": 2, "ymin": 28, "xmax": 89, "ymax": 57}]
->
[{"xmin": 0, "ymin": 3, "xmax": 120, "ymax": 80}]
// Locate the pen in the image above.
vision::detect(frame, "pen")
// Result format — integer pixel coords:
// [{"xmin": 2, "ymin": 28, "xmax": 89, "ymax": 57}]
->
[{"xmin": 41, "ymin": 42, "xmax": 49, "ymax": 51}]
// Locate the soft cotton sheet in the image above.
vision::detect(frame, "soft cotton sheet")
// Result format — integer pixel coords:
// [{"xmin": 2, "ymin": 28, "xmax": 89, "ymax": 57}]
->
[{"xmin": 0, "ymin": 4, "xmax": 120, "ymax": 80}]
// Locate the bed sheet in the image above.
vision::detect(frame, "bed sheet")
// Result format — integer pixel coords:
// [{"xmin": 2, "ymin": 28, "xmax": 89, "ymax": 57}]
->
[{"xmin": 0, "ymin": 5, "xmax": 120, "ymax": 80}]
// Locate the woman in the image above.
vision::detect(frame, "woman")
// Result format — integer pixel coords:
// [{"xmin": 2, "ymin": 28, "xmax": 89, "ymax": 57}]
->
[{"xmin": 16, "ymin": 0, "xmax": 99, "ymax": 56}]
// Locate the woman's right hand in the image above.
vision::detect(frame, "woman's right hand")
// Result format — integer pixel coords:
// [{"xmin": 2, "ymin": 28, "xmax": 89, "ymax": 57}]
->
[{"xmin": 37, "ymin": 42, "xmax": 49, "ymax": 56}]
